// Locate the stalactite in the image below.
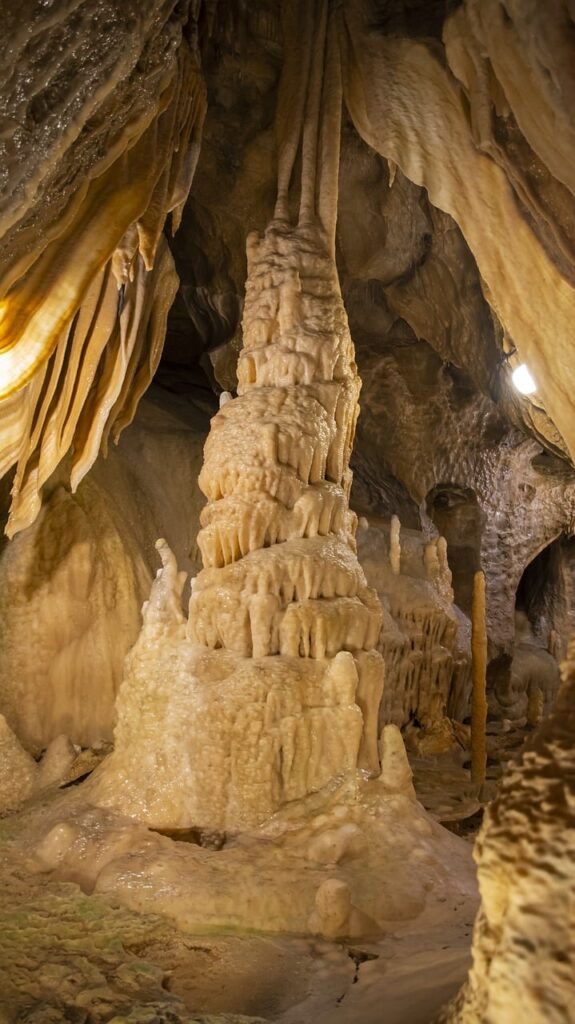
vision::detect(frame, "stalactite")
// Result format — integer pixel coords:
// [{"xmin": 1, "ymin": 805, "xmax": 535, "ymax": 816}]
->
[
  {"xmin": 4, "ymin": 238, "xmax": 180, "ymax": 537},
  {"xmin": 340, "ymin": 0, "xmax": 575, "ymax": 463},
  {"xmin": 0, "ymin": 4, "xmax": 207, "ymax": 535}
]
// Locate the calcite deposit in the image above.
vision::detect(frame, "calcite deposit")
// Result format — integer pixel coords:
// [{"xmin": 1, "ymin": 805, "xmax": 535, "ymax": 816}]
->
[
  {"xmin": 439, "ymin": 637, "xmax": 575, "ymax": 1024},
  {"xmin": 0, "ymin": 1, "xmax": 574, "ymax": 1022},
  {"xmin": 88, "ymin": 0, "xmax": 389, "ymax": 832},
  {"xmin": 91, "ymin": 221, "xmax": 385, "ymax": 831},
  {"xmin": 0, "ymin": 390, "xmax": 210, "ymax": 752},
  {"xmin": 0, "ymin": 0, "xmax": 207, "ymax": 533},
  {"xmin": 0, "ymin": 714, "xmax": 38, "ymax": 814},
  {"xmin": 357, "ymin": 518, "xmax": 471, "ymax": 740}
]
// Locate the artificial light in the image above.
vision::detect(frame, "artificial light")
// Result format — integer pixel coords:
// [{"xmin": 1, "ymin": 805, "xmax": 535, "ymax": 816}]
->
[{"xmin": 511, "ymin": 363, "xmax": 537, "ymax": 395}]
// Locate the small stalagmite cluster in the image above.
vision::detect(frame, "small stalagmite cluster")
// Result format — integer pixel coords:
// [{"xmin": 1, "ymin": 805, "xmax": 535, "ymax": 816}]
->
[{"xmin": 358, "ymin": 518, "xmax": 471, "ymax": 742}]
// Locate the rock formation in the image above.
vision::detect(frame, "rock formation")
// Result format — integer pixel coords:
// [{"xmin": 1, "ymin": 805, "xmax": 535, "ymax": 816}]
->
[
  {"xmin": 90, "ymin": 231, "xmax": 384, "ymax": 827},
  {"xmin": 439, "ymin": 636, "xmax": 575, "ymax": 1024},
  {"xmin": 0, "ymin": 389, "xmax": 209, "ymax": 752},
  {"xmin": 357, "ymin": 518, "xmax": 471, "ymax": 741},
  {"xmin": 0, "ymin": 2, "xmax": 574, "ymax": 1021},
  {"xmin": 341, "ymin": 0, "xmax": 575, "ymax": 461},
  {"xmin": 0, "ymin": 0, "xmax": 206, "ymax": 534},
  {"xmin": 0, "ymin": 714, "xmax": 38, "ymax": 814},
  {"xmin": 91, "ymin": 0, "xmax": 385, "ymax": 831}
]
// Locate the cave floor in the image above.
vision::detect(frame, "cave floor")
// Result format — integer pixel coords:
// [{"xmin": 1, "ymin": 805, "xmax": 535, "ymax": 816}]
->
[
  {"xmin": 410, "ymin": 719, "xmax": 533, "ymax": 826},
  {"xmin": 0, "ymin": 825, "xmax": 476, "ymax": 1024},
  {"xmin": 0, "ymin": 766, "xmax": 478, "ymax": 1024},
  {"xmin": 0, "ymin": 721, "xmax": 540, "ymax": 1023}
]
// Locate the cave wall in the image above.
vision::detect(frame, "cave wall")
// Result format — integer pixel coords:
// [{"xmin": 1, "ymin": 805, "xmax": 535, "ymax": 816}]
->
[
  {"xmin": 352, "ymin": 329, "xmax": 575, "ymax": 658},
  {"xmin": 515, "ymin": 536, "xmax": 575, "ymax": 653},
  {"xmin": 341, "ymin": 0, "xmax": 575, "ymax": 463},
  {"xmin": 0, "ymin": 388, "xmax": 211, "ymax": 752},
  {"xmin": 0, "ymin": 0, "xmax": 207, "ymax": 534},
  {"xmin": 0, "ymin": 4, "xmax": 574, "ymax": 1018}
]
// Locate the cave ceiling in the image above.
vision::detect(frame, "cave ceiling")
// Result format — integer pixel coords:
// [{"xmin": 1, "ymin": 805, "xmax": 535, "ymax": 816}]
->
[
  {"xmin": 1, "ymin": 0, "xmax": 575, "ymax": 535},
  {"xmin": 162, "ymin": 0, "xmax": 575, "ymax": 524}
]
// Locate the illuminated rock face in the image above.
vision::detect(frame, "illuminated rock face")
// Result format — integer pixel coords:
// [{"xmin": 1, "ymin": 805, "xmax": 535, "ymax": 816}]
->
[
  {"xmin": 0, "ymin": 714, "xmax": 38, "ymax": 814},
  {"xmin": 0, "ymin": 391, "xmax": 209, "ymax": 753},
  {"xmin": 193, "ymin": 226, "xmax": 381, "ymax": 666},
  {"xmin": 91, "ymin": 223, "xmax": 385, "ymax": 832},
  {"xmin": 357, "ymin": 520, "xmax": 472, "ymax": 740},
  {"xmin": 340, "ymin": 0, "xmax": 575, "ymax": 465},
  {"xmin": 0, "ymin": 0, "xmax": 206, "ymax": 535}
]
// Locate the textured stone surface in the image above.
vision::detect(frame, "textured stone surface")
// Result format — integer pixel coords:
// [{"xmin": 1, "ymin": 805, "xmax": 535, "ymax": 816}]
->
[
  {"xmin": 0, "ymin": 822, "xmax": 264, "ymax": 1024},
  {"xmin": 0, "ymin": 0, "xmax": 206, "ymax": 531},
  {"xmin": 438, "ymin": 637, "xmax": 575, "ymax": 1023},
  {"xmin": 0, "ymin": 388, "xmax": 211, "ymax": 752},
  {"xmin": 357, "ymin": 518, "xmax": 471, "ymax": 737},
  {"xmin": 90, "ymin": 213, "xmax": 388, "ymax": 831},
  {"xmin": 351, "ymin": 332, "xmax": 575, "ymax": 662},
  {"xmin": 158, "ymin": 6, "xmax": 575, "ymax": 693},
  {"xmin": 0, "ymin": 715, "xmax": 38, "ymax": 814},
  {"xmin": 0, "ymin": 3, "xmax": 575, "ymax": 1020}
]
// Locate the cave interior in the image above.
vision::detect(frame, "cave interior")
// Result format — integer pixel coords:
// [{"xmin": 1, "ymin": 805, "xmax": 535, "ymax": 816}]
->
[{"xmin": 0, "ymin": 2, "xmax": 575, "ymax": 1023}]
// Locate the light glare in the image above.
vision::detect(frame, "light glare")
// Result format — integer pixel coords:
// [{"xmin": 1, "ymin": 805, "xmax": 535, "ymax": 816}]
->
[{"xmin": 511, "ymin": 363, "xmax": 537, "ymax": 395}]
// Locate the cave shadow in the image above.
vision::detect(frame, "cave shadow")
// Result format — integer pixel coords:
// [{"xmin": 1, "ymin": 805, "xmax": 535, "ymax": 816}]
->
[{"xmin": 426, "ymin": 483, "xmax": 484, "ymax": 615}]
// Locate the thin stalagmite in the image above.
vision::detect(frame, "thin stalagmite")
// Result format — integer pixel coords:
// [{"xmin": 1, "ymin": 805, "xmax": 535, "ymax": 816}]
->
[{"xmin": 471, "ymin": 570, "xmax": 487, "ymax": 790}]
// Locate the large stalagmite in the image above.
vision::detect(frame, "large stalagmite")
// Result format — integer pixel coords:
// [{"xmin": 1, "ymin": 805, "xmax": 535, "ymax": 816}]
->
[
  {"xmin": 91, "ymin": 231, "xmax": 384, "ymax": 830},
  {"xmin": 91, "ymin": 0, "xmax": 384, "ymax": 832}
]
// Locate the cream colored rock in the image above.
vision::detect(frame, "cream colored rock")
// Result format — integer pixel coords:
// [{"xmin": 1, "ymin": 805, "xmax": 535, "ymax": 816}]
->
[
  {"xmin": 379, "ymin": 724, "xmax": 416, "ymax": 800},
  {"xmin": 0, "ymin": 482, "xmax": 147, "ymax": 752},
  {"xmin": 0, "ymin": 715, "xmax": 37, "ymax": 814},
  {"xmin": 144, "ymin": 538, "xmax": 187, "ymax": 629},
  {"xmin": 306, "ymin": 823, "xmax": 367, "ymax": 865},
  {"xmin": 439, "ymin": 638, "xmax": 575, "ymax": 1023},
  {"xmin": 92, "ymin": 218, "xmax": 384, "ymax": 828},
  {"xmin": 89, "ymin": 545, "xmax": 364, "ymax": 831},
  {"xmin": 39, "ymin": 735, "xmax": 77, "ymax": 789},
  {"xmin": 357, "ymin": 519, "xmax": 471, "ymax": 733},
  {"xmin": 33, "ymin": 823, "xmax": 79, "ymax": 872},
  {"xmin": 308, "ymin": 878, "xmax": 379, "ymax": 939},
  {"xmin": 390, "ymin": 514, "xmax": 401, "ymax": 575},
  {"xmin": 0, "ymin": 390, "xmax": 209, "ymax": 753}
]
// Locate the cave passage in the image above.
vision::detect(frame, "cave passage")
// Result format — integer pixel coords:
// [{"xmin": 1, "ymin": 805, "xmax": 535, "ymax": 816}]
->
[
  {"xmin": 0, "ymin": 2, "xmax": 575, "ymax": 1023},
  {"xmin": 426, "ymin": 484, "xmax": 482, "ymax": 615}
]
